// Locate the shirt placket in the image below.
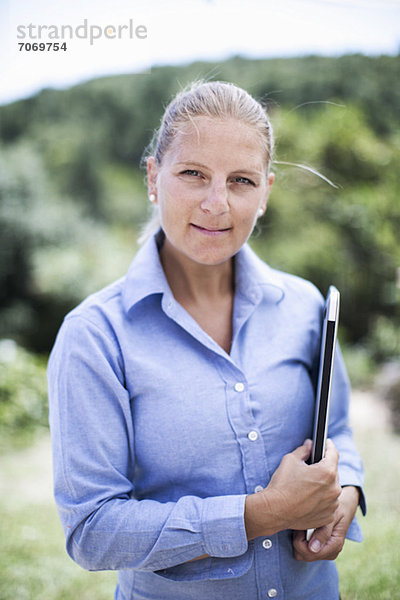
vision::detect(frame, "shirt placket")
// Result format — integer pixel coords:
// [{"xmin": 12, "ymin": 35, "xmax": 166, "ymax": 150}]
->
[
  {"xmin": 221, "ymin": 364, "xmax": 270, "ymax": 495},
  {"xmin": 219, "ymin": 359, "xmax": 285, "ymax": 600},
  {"xmin": 161, "ymin": 285, "xmax": 286, "ymax": 599},
  {"xmin": 230, "ymin": 291, "xmax": 285, "ymax": 600}
]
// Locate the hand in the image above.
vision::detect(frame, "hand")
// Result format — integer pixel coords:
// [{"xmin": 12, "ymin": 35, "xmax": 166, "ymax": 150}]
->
[
  {"xmin": 245, "ymin": 439, "xmax": 342, "ymax": 540},
  {"xmin": 293, "ymin": 485, "xmax": 360, "ymax": 562}
]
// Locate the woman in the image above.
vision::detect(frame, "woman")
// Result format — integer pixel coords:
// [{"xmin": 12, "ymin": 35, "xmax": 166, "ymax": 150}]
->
[{"xmin": 48, "ymin": 81, "xmax": 365, "ymax": 600}]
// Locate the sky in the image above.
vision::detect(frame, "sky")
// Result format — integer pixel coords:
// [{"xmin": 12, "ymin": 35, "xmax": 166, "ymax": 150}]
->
[{"xmin": 0, "ymin": 0, "xmax": 399, "ymax": 106}]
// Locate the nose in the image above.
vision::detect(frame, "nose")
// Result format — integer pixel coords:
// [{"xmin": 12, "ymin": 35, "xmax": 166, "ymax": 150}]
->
[{"xmin": 200, "ymin": 180, "xmax": 229, "ymax": 215}]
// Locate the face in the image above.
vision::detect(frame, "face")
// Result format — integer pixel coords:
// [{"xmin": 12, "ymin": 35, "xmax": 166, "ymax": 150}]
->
[{"xmin": 147, "ymin": 116, "xmax": 274, "ymax": 268}]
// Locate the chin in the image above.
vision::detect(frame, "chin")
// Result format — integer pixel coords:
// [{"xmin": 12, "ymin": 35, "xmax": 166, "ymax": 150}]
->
[{"xmin": 188, "ymin": 250, "xmax": 235, "ymax": 267}]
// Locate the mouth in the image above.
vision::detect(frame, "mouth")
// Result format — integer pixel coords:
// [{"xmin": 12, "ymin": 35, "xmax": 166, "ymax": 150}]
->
[{"xmin": 191, "ymin": 224, "xmax": 232, "ymax": 236}]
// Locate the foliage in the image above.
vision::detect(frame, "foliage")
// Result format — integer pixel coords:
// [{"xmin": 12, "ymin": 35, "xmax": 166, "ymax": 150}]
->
[
  {"xmin": 368, "ymin": 317, "xmax": 400, "ymax": 364},
  {"xmin": 340, "ymin": 345, "xmax": 377, "ymax": 389},
  {"xmin": 0, "ymin": 54, "xmax": 399, "ymax": 357},
  {"xmin": 0, "ymin": 142, "xmax": 143, "ymax": 350},
  {"xmin": 0, "ymin": 340, "xmax": 48, "ymax": 448},
  {"xmin": 375, "ymin": 362, "xmax": 400, "ymax": 434},
  {"xmin": 0, "ymin": 142, "xmax": 81, "ymax": 350},
  {"xmin": 252, "ymin": 102, "xmax": 400, "ymax": 344}
]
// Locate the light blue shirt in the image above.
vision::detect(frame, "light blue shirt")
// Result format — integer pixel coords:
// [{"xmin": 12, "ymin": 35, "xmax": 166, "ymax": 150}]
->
[{"xmin": 48, "ymin": 231, "xmax": 365, "ymax": 600}]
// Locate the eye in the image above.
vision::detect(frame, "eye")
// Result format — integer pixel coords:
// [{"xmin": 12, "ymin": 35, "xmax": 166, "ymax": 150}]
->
[
  {"xmin": 180, "ymin": 169, "xmax": 200, "ymax": 177},
  {"xmin": 233, "ymin": 176, "xmax": 256, "ymax": 186}
]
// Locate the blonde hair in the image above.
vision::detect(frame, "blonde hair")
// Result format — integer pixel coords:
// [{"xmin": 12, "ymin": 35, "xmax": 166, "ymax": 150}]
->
[{"xmin": 139, "ymin": 80, "xmax": 274, "ymax": 243}]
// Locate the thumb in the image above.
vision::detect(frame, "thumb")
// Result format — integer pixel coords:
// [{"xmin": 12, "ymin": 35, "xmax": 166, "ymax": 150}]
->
[
  {"xmin": 308, "ymin": 523, "xmax": 334, "ymax": 553},
  {"xmin": 291, "ymin": 439, "xmax": 312, "ymax": 463}
]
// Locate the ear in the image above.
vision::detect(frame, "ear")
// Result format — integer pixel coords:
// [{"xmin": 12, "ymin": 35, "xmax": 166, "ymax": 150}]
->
[
  {"xmin": 146, "ymin": 156, "xmax": 159, "ymax": 202},
  {"xmin": 259, "ymin": 172, "xmax": 275, "ymax": 215}
]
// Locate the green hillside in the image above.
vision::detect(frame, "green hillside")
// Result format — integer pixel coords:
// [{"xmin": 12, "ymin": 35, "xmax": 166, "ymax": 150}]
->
[{"xmin": 0, "ymin": 54, "xmax": 399, "ymax": 356}]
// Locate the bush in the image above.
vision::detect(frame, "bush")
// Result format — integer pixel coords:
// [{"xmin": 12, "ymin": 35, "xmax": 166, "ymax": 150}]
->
[
  {"xmin": 341, "ymin": 344, "xmax": 376, "ymax": 389},
  {"xmin": 375, "ymin": 361, "xmax": 400, "ymax": 434},
  {"xmin": 368, "ymin": 316, "xmax": 400, "ymax": 364},
  {"xmin": 0, "ymin": 340, "xmax": 48, "ymax": 448}
]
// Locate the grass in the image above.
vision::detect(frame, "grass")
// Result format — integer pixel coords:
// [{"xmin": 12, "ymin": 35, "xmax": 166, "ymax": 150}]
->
[
  {"xmin": 336, "ymin": 401, "xmax": 400, "ymax": 600},
  {"xmin": 0, "ymin": 436, "xmax": 115, "ymax": 600},
  {"xmin": 0, "ymin": 390, "xmax": 399, "ymax": 599},
  {"xmin": 0, "ymin": 503, "xmax": 116, "ymax": 600}
]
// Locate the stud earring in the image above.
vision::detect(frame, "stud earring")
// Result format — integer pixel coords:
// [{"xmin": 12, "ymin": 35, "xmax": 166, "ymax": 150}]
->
[
  {"xmin": 257, "ymin": 208, "xmax": 264, "ymax": 217},
  {"xmin": 149, "ymin": 194, "xmax": 156, "ymax": 203}
]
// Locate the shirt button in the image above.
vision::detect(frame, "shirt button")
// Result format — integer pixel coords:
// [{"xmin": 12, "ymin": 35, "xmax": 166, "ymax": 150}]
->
[
  {"xmin": 262, "ymin": 538, "xmax": 272, "ymax": 549},
  {"xmin": 234, "ymin": 382, "xmax": 245, "ymax": 392},
  {"xmin": 254, "ymin": 485, "xmax": 264, "ymax": 493},
  {"xmin": 248, "ymin": 430, "xmax": 258, "ymax": 441},
  {"xmin": 268, "ymin": 589, "xmax": 278, "ymax": 598}
]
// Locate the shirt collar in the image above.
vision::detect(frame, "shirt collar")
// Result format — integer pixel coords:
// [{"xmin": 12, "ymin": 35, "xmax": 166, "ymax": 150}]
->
[
  {"xmin": 122, "ymin": 231, "xmax": 285, "ymax": 315},
  {"xmin": 122, "ymin": 231, "xmax": 171, "ymax": 314},
  {"xmin": 235, "ymin": 243, "xmax": 285, "ymax": 305}
]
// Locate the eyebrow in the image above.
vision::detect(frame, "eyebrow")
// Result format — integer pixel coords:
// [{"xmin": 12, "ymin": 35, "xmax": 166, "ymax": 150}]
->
[{"xmin": 176, "ymin": 161, "xmax": 209, "ymax": 170}]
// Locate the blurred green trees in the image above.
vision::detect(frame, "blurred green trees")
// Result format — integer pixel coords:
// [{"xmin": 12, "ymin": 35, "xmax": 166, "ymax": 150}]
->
[
  {"xmin": 0, "ymin": 54, "xmax": 399, "ymax": 362},
  {"xmin": 255, "ymin": 102, "xmax": 400, "ymax": 348},
  {"xmin": 0, "ymin": 339, "xmax": 48, "ymax": 448}
]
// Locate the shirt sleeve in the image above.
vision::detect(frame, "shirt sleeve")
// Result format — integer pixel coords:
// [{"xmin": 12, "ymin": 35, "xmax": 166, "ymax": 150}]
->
[
  {"xmin": 47, "ymin": 315, "xmax": 249, "ymax": 575},
  {"xmin": 326, "ymin": 343, "xmax": 367, "ymax": 541}
]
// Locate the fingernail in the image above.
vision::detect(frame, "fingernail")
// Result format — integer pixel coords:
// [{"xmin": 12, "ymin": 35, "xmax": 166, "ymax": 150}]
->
[{"xmin": 310, "ymin": 539, "xmax": 321, "ymax": 553}]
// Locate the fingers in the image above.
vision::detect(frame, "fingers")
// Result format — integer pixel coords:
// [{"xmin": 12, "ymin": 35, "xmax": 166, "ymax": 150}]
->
[
  {"xmin": 307, "ymin": 523, "xmax": 334, "ymax": 554},
  {"xmin": 291, "ymin": 437, "xmax": 338, "ymax": 466},
  {"xmin": 311, "ymin": 438, "xmax": 341, "ymax": 498},
  {"xmin": 293, "ymin": 499, "xmax": 351, "ymax": 563},
  {"xmin": 323, "ymin": 438, "xmax": 339, "ymax": 466},
  {"xmin": 293, "ymin": 522, "xmax": 345, "ymax": 562},
  {"xmin": 291, "ymin": 439, "xmax": 312, "ymax": 462},
  {"xmin": 251, "ymin": 438, "xmax": 341, "ymax": 538}
]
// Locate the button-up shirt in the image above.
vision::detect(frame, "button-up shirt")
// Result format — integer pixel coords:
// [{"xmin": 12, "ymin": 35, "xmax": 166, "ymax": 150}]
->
[{"xmin": 48, "ymin": 232, "xmax": 365, "ymax": 600}]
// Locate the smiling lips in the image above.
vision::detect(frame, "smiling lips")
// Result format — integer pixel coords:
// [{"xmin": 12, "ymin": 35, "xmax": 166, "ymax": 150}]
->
[{"xmin": 191, "ymin": 224, "xmax": 232, "ymax": 236}]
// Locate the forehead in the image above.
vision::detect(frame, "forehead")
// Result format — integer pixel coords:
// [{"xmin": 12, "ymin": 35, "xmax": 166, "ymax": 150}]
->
[{"xmin": 165, "ymin": 116, "xmax": 267, "ymax": 170}]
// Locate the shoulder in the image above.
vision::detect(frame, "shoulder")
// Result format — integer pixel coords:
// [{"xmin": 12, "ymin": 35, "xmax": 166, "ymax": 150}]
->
[
  {"xmin": 66, "ymin": 276, "xmax": 126, "ymax": 327},
  {"xmin": 51, "ymin": 276, "xmax": 127, "ymax": 362},
  {"xmin": 262, "ymin": 266, "xmax": 325, "ymax": 328},
  {"xmin": 47, "ymin": 281, "xmax": 129, "ymax": 404},
  {"xmin": 272, "ymin": 267, "xmax": 324, "ymax": 307},
  {"xmin": 241, "ymin": 243, "xmax": 324, "ymax": 310}
]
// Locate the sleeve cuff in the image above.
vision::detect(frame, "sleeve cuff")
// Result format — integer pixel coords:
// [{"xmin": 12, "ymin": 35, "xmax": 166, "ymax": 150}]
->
[
  {"xmin": 357, "ymin": 487, "xmax": 367, "ymax": 516},
  {"xmin": 202, "ymin": 494, "xmax": 248, "ymax": 558}
]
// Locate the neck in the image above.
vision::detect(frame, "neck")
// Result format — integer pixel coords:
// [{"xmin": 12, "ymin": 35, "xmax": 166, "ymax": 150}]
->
[{"xmin": 160, "ymin": 238, "xmax": 234, "ymax": 305}]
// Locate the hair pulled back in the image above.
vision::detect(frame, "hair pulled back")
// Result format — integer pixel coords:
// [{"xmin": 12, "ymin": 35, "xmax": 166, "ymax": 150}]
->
[{"xmin": 151, "ymin": 80, "xmax": 274, "ymax": 168}]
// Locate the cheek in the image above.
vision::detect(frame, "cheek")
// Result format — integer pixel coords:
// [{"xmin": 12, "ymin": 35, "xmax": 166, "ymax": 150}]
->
[
  {"xmin": 158, "ymin": 189, "xmax": 191, "ymax": 232},
  {"xmin": 235, "ymin": 204, "xmax": 259, "ymax": 228},
  {"xmin": 158, "ymin": 177, "xmax": 200, "ymax": 216}
]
